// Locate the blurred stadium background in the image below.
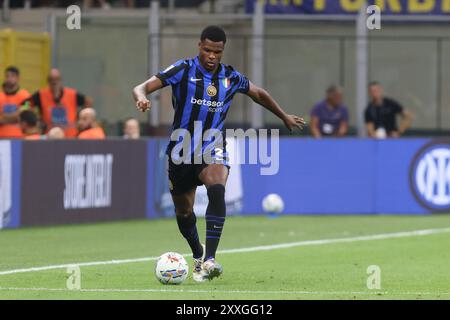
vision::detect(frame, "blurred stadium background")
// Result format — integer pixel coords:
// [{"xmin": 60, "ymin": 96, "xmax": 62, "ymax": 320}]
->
[{"xmin": 1, "ymin": 0, "xmax": 450, "ymax": 136}]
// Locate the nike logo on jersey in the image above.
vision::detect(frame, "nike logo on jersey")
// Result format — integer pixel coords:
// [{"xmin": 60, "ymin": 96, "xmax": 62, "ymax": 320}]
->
[{"xmin": 190, "ymin": 77, "xmax": 202, "ymax": 82}]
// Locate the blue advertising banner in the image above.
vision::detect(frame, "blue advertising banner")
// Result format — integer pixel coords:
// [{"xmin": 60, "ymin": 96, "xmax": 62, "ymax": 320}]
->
[
  {"xmin": 245, "ymin": 0, "xmax": 450, "ymax": 15},
  {"xmin": 7, "ymin": 138, "xmax": 447, "ymax": 229},
  {"xmin": 241, "ymin": 138, "xmax": 438, "ymax": 215},
  {"xmin": 147, "ymin": 137, "xmax": 449, "ymax": 216},
  {"xmin": 241, "ymin": 139, "xmax": 380, "ymax": 214},
  {"xmin": 0, "ymin": 140, "xmax": 21, "ymax": 229}
]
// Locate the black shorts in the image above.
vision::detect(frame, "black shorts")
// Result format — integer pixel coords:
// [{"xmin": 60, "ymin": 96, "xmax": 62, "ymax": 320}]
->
[{"xmin": 166, "ymin": 155, "xmax": 230, "ymax": 196}]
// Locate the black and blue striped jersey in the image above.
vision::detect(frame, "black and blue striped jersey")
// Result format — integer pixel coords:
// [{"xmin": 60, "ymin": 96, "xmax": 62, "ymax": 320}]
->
[{"xmin": 156, "ymin": 56, "xmax": 250, "ymax": 161}]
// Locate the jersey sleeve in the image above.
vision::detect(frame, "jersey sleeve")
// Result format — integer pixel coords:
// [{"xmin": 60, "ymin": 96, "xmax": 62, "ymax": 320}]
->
[
  {"xmin": 232, "ymin": 70, "xmax": 250, "ymax": 94},
  {"xmin": 155, "ymin": 60, "xmax": 188, "ymax": 87}
]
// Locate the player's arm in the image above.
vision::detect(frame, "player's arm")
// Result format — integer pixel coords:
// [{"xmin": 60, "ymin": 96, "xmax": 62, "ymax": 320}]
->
[
  {"xmin": 246, "ymin": 81, "xmax": 306, "ymax": 132},
  {"xmin": 132, "ymin": 76, "xmax": 164, "ymax": 112}
]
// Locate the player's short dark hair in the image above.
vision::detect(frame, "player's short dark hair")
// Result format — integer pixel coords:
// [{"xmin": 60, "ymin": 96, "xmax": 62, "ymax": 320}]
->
[
  {"xmin": 200, "ymin": 26, "xmax": 227, "ymax": 44},
  {"xmin": 5, "ymin": 66, "xmax": 20, "ymax": 75},
  {"xmin": 19, "ymin": 110, "xmax": 38, "ymax": 127},
  {"xmin": 369, "ymin": 81, "xmax": 381, "ymax": 87}
]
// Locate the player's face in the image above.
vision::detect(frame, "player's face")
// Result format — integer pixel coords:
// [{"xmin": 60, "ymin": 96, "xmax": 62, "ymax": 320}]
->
[
  {"xmin": 198, "ymin": 39, "xmax": 224, "ymax": 72},
  {"xmin": 5, "ymin": 71, "xmax": 19, "ymax": 87}
]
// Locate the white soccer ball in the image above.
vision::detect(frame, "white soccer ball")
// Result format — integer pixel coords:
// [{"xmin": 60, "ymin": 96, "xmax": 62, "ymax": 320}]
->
[
  {"xmin": 262, "ymin": 193, "xmax": 284, "ymax": 214},
  {"xmin": 155, "ymin": 252, "xmax": 189, "ymax": 285}
]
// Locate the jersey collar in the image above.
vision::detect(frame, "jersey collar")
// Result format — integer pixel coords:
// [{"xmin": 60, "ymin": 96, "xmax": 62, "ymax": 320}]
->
[{"xmin": 194, "ymin": 56, "xmax": 222, "ymax": 79}]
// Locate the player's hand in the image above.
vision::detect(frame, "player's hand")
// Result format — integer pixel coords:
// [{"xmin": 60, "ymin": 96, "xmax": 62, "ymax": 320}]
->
[
  {"xmin": 136, "ymin": 99, "xmax": 151, "ymax": 112},
  {"xmin": 283, "ymin": 114, "xmax": 306, "ymax": 132}
]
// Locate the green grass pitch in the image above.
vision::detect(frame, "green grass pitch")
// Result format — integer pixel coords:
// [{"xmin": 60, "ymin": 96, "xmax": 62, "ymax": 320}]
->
[{"xmin": 0, "ymin": 215, "xmax": 449, "ymax": 300}]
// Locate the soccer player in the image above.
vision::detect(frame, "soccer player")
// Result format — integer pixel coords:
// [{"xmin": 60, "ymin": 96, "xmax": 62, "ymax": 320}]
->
[{"xmin": 133, "ymin": 26, "xmax": 305, "ymax": 281}]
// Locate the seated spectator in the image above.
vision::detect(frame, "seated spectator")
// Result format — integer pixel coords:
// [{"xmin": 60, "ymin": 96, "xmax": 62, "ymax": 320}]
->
[
  {"xmin": 19, "ymin": 110, "xmax": 43, "ymax": 140},
  {"xmin": 0, "ymin": 66, "xmax": 31, "ymax": 138},
  {"xmin": 365, "ymin": 82, "xmax": 413, "ymax": 138},
  {"xmin": 123, "ymin": 117, "xmax": 140, "ymax": 139},
  {"xmin": 77, "ymin": 108, "xmax": 106, "ymax": 140},
  {"xmin": 310, "ymin": 85, "xmax": 349, "ymax": 138},
  {"xmin": 47, "ymin": 127, "xmax": 65, "ymax": 140},
  {"xmin": 24, "ymin": 68, "xmax": 93, "ymax": 138}
]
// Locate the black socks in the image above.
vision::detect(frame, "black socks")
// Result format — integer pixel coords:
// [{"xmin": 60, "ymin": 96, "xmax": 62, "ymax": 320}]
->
[
  {"xmin": 176, "ymin": 184, "xmax": 227, "ymax": 261},
  {"xmin": 176, "ymin": 213, "xmax": 203, "ymax": 259},
  {"xmin": 205, "ymin": 184, "xmax": 226, "ymax": 260}
]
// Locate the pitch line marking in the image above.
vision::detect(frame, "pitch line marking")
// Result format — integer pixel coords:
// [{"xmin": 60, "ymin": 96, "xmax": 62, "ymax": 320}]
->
[
  {"xmin": 0, "ymin": 227, "xmax": 450, "ymax": 276},
  {"xmin": 0, "ymin": 287, "xmax": 449, "ymax": 296}
]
